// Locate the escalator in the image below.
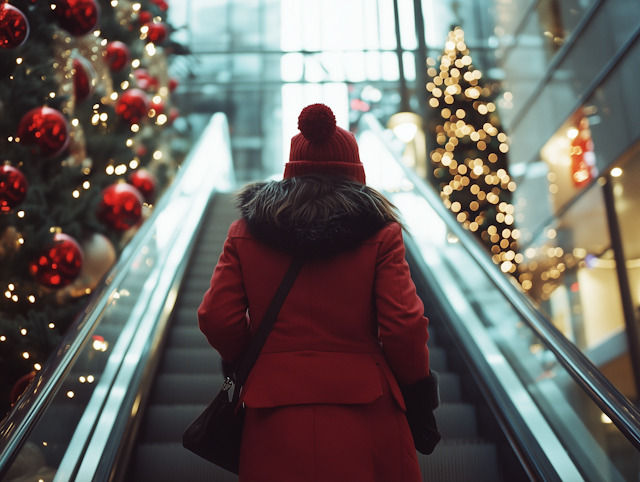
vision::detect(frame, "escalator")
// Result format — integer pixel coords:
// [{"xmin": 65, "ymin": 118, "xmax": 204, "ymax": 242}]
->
[
  {"xmin": 123, "ymin": 192, "xmax": 521, "ymax": 482},
  {"xmin": 124, "ymin": 193, "xmax": 237, "ymax": 482},
  {"xmin": 1, "ymin": 112, "xmax": 640, "ymax": 482}
]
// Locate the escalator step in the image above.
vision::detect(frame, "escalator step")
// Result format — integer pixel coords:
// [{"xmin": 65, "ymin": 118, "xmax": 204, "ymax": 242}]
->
[
  {"xmin": 174, "ymin": 307, "xmax": 199, "ymax": 325},
  {"xmin": 159, "ymin": 348, "xmax": 221, "ymax": 374},
  {"xmin": 429, "ymin": 346, "xmax": 447, "ymax": 372},
  {"xmin": 139, "ymin": 404, "xmax": 205, "ymax": 443},
  {"xmin": 190, "ymin": 247, "xmax": 223, "ymax": 258},
  {"xmin": 132, "ymin": 442, "xmax": 500, "ymax": 482},
  {"xmin": 434, "ymin": 403, "xmax": 477, "ymax": 439},
  {"xmin": 176, "ymin": 284, "xmax": 210, "ymax": 301},
  {"xmin": 418, "ymin": 441, "xmax": 501, "ymax": 482},
  {"xmin": 150, "ymin": 373, "xmax": 223, "ymax": 405},
  {"xmin": 438, "ymin": 373, "xmax": 462, "ymax": 403},
  {"xmin": 166, "ymin": 326, "xmax": 211, "ymax": 349},
  {"xmin": 179, "ymin": 291, "xmax": 213, "ymax": 306},
  {"xmin": 188, "ymin": 266, "xmax": 220, "ymax": 279},
  {"xmin": 131, "ymin": 443, "xmax": 237, "ymax": 482},
  {"xmin": 427, "ymin": 328, "xmax": 438, "ymax": 347}
]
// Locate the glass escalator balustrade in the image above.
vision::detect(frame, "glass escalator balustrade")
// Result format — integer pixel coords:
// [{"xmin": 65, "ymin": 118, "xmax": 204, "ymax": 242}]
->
[
  {"xmin": 3, "ymin": 110, "xmax": 640, "ymax": 482},
  {"xmin": 0, "ymin": 114, "xmax": 235, "ymax": 482},
  {"xmin": 358, "ymin": 113, "xmax": 640, "ymax": 482}
]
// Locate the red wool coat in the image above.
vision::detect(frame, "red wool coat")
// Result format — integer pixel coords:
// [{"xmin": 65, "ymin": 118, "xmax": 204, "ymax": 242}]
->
[{"xmin": 197, "ymin": 178, "xmax": 430, "ymax": 481}]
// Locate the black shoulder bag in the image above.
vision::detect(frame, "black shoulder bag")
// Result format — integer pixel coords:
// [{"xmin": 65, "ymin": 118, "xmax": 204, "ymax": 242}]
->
[{"xmin": 183, "ymin": 256, "xmax": 305, "ymax": 474}]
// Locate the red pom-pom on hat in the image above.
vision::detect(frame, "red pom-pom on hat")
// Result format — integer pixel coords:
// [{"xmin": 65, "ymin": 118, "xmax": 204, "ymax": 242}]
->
[
  {"xmin": 286, "ymin": 103, "xmax": 365, "ymax": 184},
  {"xmin": 298, "ymin": 104, "xmax": 336, "ymax": 144}
]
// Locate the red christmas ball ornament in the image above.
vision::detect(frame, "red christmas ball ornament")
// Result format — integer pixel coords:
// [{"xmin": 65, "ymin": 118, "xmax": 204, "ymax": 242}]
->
[
  {"xmin": 105, "ymin": 41, "xmax": 129, "ymax": 72},
  {"xmin": 115, "ymin": 89, "xmax": 149, "ymax": 125},
  {"xmin": 97, "ymin": 183, "xmax": 143, "ymax": 231},
  {"xmin": 10, "ymin": 372, "xmax": 36, "ymax": 405},
  {"xmin": 17, "ymin": 107, "xmax": 70, "ymax": 159},
  {"xmin": 0, "ymin": 3, "xmax": 30, "ymax": 49},
  {"xmin": 53, "ymin": 0, "xmax": 101, "ymax": 37},
  {"xmin": 0, "ymin": 165, "xmax": 28, "ymax": 212},
  {"xmin": 150, "ymin": 0, "xmax": 168, "ymax": 10},
  {"xmin": 29, "ymin": 233, "xmax": 84, "ymax": 288},
  {"xmin": 128, "ymin": 169, "xmax": 157, "ymax": 202},
  {"xmin": 72, "ymin": 54, "xmax": 96, "ymax": 103},
  {"xmin": 135, "ymin": 144, "xmax": 147, "ymax": 157},
  {"xmin": 150, "ymin": 98, "xmax": 165, "ymax": 116},
  {"xmin": 133, "ymin": 69, "xmax": 158, "ymax": 91},
  {"xmin": 168, "ymin": 77, "xmax": 179, "ymax": 93},
  {"xmin": 168, "ymin": 107, "xmax": 180, "ymax": 125},
  {"xmin": 145, "ymin": 22, "xmax": 167, "ymax": 43},
  {"xmin": 137, "ymin": 10, "xmax": 152, "ymax": 25}
]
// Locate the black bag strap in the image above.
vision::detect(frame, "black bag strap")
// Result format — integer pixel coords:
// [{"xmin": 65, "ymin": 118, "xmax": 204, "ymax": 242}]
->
[{"xmin": 231, "ymin": 256, "xmax": 305, "ymax": 389}]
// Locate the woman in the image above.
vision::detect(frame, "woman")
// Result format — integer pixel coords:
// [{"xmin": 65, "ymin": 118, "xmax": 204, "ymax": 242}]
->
[{"xmin": 198, "ymin": 103, "xmax": 433, "ymax": 481}]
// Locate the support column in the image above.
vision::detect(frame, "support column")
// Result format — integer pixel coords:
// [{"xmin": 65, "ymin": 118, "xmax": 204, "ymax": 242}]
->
[
  {"xmin": 392, "ymin": 0, "xmax": 410, "ymax": 112},
  {"xmin": 601, "ymin": 174, "xmax": 640, "ymax": 398}
]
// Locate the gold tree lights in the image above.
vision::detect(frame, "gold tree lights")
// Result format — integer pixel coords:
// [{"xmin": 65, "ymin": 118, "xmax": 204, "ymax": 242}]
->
[{"xmin": 426, "ymin": 27, "xmax": 522, "ymax": 274}]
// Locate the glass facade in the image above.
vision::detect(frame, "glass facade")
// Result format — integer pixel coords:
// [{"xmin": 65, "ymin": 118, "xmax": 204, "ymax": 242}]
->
[{"xmin": 479, "ymin": 0, "xmax": 640, "ymax": 400}]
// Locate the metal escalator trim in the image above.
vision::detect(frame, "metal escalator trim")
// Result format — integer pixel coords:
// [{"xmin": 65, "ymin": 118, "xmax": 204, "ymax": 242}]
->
[
  {"xmin": 73, "ymin": 187, "xmax": 212, "ymax": 481},
  {"xmin": 0, "ymin": 113, "xmax": 234, "ymax": 482},
  {"xmin": 71, "ymin": 116, "xmax": 232, "ymax": 482},
  {"xmin": 403, "ymin": 234, "xmax": 584, "ymax": 482},
  {"xmin": 359, "ymin": 113, "xmax": 640, "ymax": 452},
  {"xmin": 51, "ymin": 266, "xmax": 163, "ymax": 482}
]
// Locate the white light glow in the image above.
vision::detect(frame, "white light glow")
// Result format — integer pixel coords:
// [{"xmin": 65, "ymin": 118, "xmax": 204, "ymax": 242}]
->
[{"xmin": 393, "ymin": 123, "xmax": 418, "ymax": 143}]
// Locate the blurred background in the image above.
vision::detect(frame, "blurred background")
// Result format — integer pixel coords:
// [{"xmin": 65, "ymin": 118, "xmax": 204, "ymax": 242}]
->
[
  {"xmin": 2, "ymin": 1, "xmax": 640, "ymax": 480},
  {"xmin": 167, "ymin": 0, "xmax": 640, "ymax": 402}
]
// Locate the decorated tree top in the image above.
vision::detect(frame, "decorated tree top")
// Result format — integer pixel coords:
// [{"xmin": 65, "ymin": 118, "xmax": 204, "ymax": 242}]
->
[{"xmin": 426, "ymin": 27, "xmax": 523, "ymax": 275}]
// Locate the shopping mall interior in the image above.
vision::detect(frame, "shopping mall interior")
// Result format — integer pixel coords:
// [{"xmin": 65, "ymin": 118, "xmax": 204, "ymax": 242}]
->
[{"xmin": 1, "ymin": 0, "xmax": 640, "ymax": 481}]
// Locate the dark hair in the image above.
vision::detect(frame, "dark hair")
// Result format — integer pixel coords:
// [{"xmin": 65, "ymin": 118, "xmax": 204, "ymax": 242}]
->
[{"xmin": 238, "ymin": 174, "xmax": 404, "ymax": 229}]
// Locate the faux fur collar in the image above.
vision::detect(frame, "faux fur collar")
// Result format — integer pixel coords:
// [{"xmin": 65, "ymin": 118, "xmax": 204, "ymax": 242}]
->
[{"xmin": 237, "ymin": 175, "xmax": 397, "ymax": 258}]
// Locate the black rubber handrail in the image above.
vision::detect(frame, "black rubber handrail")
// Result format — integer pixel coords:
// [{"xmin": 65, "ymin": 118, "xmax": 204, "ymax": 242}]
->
[{"xmin": 360, "ymin": 113, "xmax": 640, "ymax": 452}]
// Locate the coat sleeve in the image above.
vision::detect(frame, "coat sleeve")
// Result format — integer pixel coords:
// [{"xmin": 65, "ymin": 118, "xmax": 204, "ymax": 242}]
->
[
  {"xmin": 197, "ymin": 226, "xmax": 251, "ymax": 365},
  {"xmin": 375, "ymin": 223, "xmax": 430, "ymax": 385}
]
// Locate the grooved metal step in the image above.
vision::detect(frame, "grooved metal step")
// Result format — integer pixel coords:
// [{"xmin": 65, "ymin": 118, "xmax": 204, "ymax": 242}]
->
[
  {"xmin": 127, "ymin": 193, "xmax": 237, "ymax": 482},
  {"xmin": 131, "ymin": 443, "xmax": 237, "ymax": 482},
  {"xmin": 166, "ymin": 326, "xmax": 212, "ymax": 349},
  {"xmin": 159, "ymin": 348, "xmax": 221, "ymax": 374},
  {"xmin": 418, "ymin": 441, "xmax": 501, "ymax": 482}
]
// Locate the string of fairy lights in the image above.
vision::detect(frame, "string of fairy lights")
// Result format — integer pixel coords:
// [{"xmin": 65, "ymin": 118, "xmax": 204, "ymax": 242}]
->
[
  {"xmin": 426, "ymin": 27, "xmax": 522, "ymax": 275},
  {"xmin": 425, "ymin": 27, "xmax": 603, "ymax": 310}
]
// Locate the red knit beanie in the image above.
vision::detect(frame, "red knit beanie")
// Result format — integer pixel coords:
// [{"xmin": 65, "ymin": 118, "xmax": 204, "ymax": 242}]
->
[{"xmin": 284, "ymin": 104, "xmax": 365, "ymax": 184}]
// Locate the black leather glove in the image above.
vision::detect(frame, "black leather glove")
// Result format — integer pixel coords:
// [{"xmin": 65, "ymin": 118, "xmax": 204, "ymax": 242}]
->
[{"xmin": 399, "ymin": 371, "xmax": 441, "ymax": 455}]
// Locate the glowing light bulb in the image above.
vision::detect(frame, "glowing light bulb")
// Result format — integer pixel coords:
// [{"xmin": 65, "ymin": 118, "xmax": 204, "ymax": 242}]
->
[
  {"xmin": 392, "ymin": 124, "xmax": 418, "ymax": 143},
  {"xmin": 567, "ymin": 128, "xmax": 579, "ymax": 139}
]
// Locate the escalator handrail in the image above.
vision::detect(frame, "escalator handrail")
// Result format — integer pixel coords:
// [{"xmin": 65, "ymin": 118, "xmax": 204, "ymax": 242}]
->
[
  {"xmin": 0, "ymin": 113, "xmax": 234, "ymax": 478},
  {"xmin": 360, "ymin": 113, "xmax": 640, "ymax": 451}
]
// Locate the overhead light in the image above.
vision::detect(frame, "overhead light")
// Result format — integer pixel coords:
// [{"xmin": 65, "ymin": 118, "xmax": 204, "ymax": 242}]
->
[{"xmin": 388, "ymin": 112, "xmax": 422, "ymax": 143}]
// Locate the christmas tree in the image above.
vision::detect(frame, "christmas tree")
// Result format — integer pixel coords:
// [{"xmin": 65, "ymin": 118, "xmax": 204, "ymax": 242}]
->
[
  {"xmin": 0, "ymin": 0, "xmax": 185, "ymax": 411},
  {"xmin": 425, "ymin": 27, "xmax": 523, "ymax": 274}
]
